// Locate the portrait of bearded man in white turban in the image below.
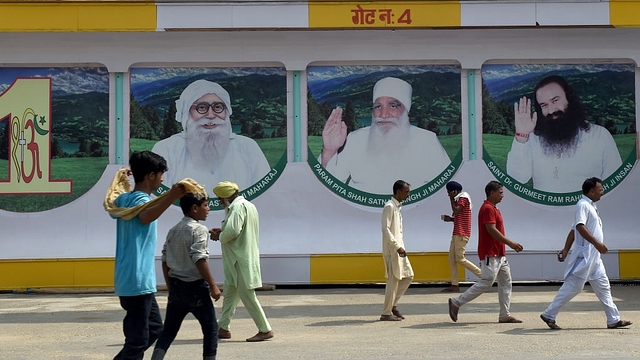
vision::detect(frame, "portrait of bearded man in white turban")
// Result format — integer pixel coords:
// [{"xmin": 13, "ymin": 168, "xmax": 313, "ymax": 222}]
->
[
  {"xmin": 320, "ymin": 77, "xmax": 451, "ymax": 194},
  {"xmin": 152, "ymin": 80, "xmax": 270, "ymax": 196}
]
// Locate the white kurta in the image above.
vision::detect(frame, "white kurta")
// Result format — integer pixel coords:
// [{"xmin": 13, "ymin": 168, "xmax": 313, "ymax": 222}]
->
[
  {"xmin": 381, "ymin": 197, "xmax": 414, "ymax": 280},
  {"xmin": 506, "ymin": 124, "xmax": 621, "ymax": 193},
  {"xmin": 325, "ymin": 126, "xmax": 451, "ymax": 194},
  {"xmin": 564, "ymin": 195, "xmax": 606, "ymax": 280},
  {"xmin": 152, "ymin": 132, "xmax": 271, "ymax": 196}
]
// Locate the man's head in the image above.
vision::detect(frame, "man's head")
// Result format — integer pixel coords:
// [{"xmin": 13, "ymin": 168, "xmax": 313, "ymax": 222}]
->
[
  {"xmin": 368, "ymin": 77, "xmax": 413, "ymax": 155},
  {"xmin": 179, "ymin": 193, "xmax": 210, "ymax": 220},
  {"xmin": 533, "ymin": 76, "xmax": 590, "ymax": 155},
  {"xmin": 582, "ymin": 177, "xmax": 603, "ymax": 202},
  {"xmin": 392, "ymin": 180, "xmax": 411, "ymax": 202},
  {"xmin": 176, "ymin": 80, "xmax": 233, "ymax": 167},
  {"xmin": 213, "ymin": 181, "xmax": 240, "ymax": 208},
  {"xmin": 485, "ymin": 180, "xmax": 504, "ymax": 204},
  {"xmin": 129, "ymin": 151, "xmax": 168, "ymax": 186},
  {"xmin": 446, "ymin": 181, "xmax": 463, "ymax": 197}
]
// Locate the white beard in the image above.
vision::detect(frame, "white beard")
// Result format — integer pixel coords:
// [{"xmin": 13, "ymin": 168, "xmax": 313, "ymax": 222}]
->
[
  {"xmin": 366, "ymin": 111, "xmax": 411, "ymax": 158},
  {"xmin": 184, "ymin": 115, "xmax": 231, "ymax": 169}
]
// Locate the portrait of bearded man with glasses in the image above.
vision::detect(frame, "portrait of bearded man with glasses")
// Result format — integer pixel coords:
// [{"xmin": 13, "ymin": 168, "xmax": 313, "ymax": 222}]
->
[{"xmin": 152, "ymin": 79, "xmax": 270, "ymax": 197}]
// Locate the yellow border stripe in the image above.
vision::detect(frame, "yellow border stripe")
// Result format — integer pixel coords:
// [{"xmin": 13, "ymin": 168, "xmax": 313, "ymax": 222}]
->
[
  {"xmin": 610, "ymin": 1, "xmax": 640, "ymax": 27},
  {"xmin": 619, "ymin": 250, "xmax": 640, "ymax": 280},
  {"xmin": 0, "ymin": 258, "xmax": 114, "ymax": 290},
  {"xmin": 310, "ymin": 253, "xmax": 456, "ymax": 284},
  {"xmin": 0, "ymin": 3, "xmax": 156, "ymax": 32}
]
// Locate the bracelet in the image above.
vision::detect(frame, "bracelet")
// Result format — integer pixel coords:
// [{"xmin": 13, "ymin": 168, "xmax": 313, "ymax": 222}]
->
[{"xmin": 515, "ymin": 132, "xmax": 530, "ymax": 138}]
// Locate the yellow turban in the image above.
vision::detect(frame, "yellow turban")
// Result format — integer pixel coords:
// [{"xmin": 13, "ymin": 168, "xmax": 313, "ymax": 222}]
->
[{"xmin": 213, "ymin": 181, "xmax": 239, "ymax": 198}]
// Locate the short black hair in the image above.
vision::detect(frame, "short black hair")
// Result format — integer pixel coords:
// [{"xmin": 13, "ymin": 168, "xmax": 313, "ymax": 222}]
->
[
  {"xmin": 485, "ymin": 181, "xmax": 503, "ymax": 198},
  {"xmin": 129, "ymin": 151, "xmax": 168, "ymax": 184},
  {"xmin": 393, "ymin": 180, "xmax": 409, "ymax": 195},
  {"xmin": 179, "ymin": 193, "xmax": 208, "ymax": 215},
  {"xmin": 582, "ymin": 177, "xmax": 602, "ymax": 195}
]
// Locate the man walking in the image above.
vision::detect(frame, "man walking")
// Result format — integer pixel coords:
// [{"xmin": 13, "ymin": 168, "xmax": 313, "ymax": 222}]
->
[
  {"xmin": 540, "ymin": 177, "xmax": 632, "ymax": 330},
  {"xmin": 210, "ymin": 181, "xmax": 274, "ymax": 342},
  {"xmin": 441, "ymin": 181, "xmax": 482, "ymax": 293},
  {"xmin": 380, "ymin": 180, "xmax": 414, "ymax": 321},
  {"xmin": 448, "ymin": 181, "xmax": 524, "ymax": 323}
]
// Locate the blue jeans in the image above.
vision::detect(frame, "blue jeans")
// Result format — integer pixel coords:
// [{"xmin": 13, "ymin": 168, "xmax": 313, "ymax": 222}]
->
[
  {"xmin": 114, "ymin": 293, "xmax": 163, "ymax": 360},
  {"xmin": 155, "ymin": 278, "xmax": 218, "ymax": 358}
]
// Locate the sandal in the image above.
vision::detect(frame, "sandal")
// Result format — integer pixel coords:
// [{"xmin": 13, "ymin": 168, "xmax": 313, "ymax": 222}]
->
[
  {"xmin": 499, "ymin": 316, "xmax": 523, "ymax": 323},
  {"xmin": 607, "ymin": 320, "xmax": 632, "ymax": 329},
  {"xmin": 540, "ymin": 314, "xmax": 561, "ymax": 329}
]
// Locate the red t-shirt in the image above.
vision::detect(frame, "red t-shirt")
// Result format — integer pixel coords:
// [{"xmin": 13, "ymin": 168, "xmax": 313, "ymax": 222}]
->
[
  {"xmin": 477, "ymin": 199, "xmax": 506, "ymax": 260},
  {"xmin": 452, "ymin": 196, "xmax": 471, "ymax": 237}
]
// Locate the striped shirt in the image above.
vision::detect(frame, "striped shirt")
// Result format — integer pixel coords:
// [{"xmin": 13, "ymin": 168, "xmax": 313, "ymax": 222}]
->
[{"xmin": 452, "ymin": 197, "xmax": 472, "ymax": 237}]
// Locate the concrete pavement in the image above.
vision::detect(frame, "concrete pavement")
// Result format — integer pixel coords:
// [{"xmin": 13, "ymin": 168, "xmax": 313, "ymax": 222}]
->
[{"xmin": 0, "ymin": 283, "xmax": 638, "ymax": 359}]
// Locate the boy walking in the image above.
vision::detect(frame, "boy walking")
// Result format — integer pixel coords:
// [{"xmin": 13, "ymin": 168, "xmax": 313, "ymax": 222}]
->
[{"xmin": 152, "ymin": 193, "xmax": 221, "ymax": 360}]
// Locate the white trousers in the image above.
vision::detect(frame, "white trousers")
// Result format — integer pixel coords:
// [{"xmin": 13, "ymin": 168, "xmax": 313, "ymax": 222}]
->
[
  {"xmin": 541, "ymin": 268, "xmax": 620, "ymax": 325},
  {"xmin": 382, "ymin": 254, "xmax": 413, "ymax": 316},
  {"xmin": 451, "ymin": 256, "xmax": 513, "ymax": 321}
]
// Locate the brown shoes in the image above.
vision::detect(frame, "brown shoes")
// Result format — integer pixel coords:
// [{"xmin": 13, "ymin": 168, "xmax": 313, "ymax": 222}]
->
[
  {"xmin": 392, "ymin": 306, "xmax": 405, "ymax": 320},
  {"xmin": 218, "ymin": 328, "xmax": 231, "ymax": 339},
  {"xmin": 246, "ymin": 330, "xmax": 274, "ymax": 342},
  {"xmin": 379, "ymin": 314, "xmax": 402, "ymax": 321},
  {"xmin": 448, "ymin": 298, "xmax": 459, "ymax": 322}
]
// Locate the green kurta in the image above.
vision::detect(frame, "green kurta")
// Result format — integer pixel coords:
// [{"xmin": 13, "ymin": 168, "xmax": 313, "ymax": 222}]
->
[{"xmin": 219, "ymin": 196, "xmax": 262, "ymax": 289}]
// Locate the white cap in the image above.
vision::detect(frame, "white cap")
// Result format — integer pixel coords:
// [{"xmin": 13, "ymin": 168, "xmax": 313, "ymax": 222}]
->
[
  {"xmin": 372, "ymin": 77, "xmax": 412, "ymax": 112},
  {"xmin": 175, "ymin": 80, "xmax": 232, "ymax": 128}
]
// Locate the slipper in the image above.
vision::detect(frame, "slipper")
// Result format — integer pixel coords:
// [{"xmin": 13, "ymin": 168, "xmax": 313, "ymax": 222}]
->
[
  {"xmin": 607, "ymin": 320, "xmax": 632, "ymax": 329},
  {"xmin": 540, "ymin": 314, "xmax": 561, "ymax": 330},
  {"xmin": 499, "ymin": 316, "xmax": 523, "ymax": 323}
]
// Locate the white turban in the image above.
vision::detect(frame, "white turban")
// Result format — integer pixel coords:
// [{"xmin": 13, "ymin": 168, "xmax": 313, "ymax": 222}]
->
[
  {"xmin": 175, "ymin": 80, "xmax": 232, "ymax": 128},
  {"xmin": 372, "ymin": 77, "xmax": 412, "ymax": 112}
]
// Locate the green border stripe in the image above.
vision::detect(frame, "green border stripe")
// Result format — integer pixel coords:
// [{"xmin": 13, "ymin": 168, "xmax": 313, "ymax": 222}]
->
[
  {"xmin": 293, "ymin": 71, "xmax": 301, "ymax": 162},
  {"xmin": 115, "ymin": 73, "xmax": 123, "ymax": 164},
  {"xmin": 467, "ymin": 69, "xmax": 476, "ymax": 160}
]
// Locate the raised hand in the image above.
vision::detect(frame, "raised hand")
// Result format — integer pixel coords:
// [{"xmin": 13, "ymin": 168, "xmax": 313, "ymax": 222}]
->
[
  {"xmin": 168, "ymin": 183, "xmax": 187, "ymax": 202},
  {"xmin": 320, "ymin": 107, "xmax": 347, "ymax": 167},
  {"xmin": 514, "ymin": 97, "xmax": 537, "ymax": 142}
]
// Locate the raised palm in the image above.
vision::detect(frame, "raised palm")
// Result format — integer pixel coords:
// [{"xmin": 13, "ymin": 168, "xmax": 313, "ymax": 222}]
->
[
  {"xmin": 321, "ymin": 107, "xmax": 347, "ymax": 152},
  {"xmin": 514, "ymin": 97, "xmax": 537, "ymax": 135}
]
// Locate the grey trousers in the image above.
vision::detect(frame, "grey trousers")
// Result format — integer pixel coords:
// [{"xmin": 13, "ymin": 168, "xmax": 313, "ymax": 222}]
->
[{"xmin": 451, "ymin": 256, "xmax": 513, "ymax": 321}]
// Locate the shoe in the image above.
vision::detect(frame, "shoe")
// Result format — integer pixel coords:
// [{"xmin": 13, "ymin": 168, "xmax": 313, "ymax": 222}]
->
[
  {"xmin": 246, "ymin": 330, "xmax": 274, "ymax": 342},
  {"xmin": 448, "ymin": 298, "xmax": 459, "ymax": 322},
  {"xmin": 392, "ymin": 307, "xmax": 405, "ymax": 320},
  {"xmin": 607, "ymin": 320, "xmax": 632, "ymax": 329},
  {"xmin": 218, "ymin": 328, "xmax": 231, "ymax": 339},
  {"xmin": 499, "ymin": 316, "xmax": 523, "ymax": 323},
  {"xmin": 540, "ymin": 314, "xmax": 561, "ymax": 330},
  {"xmin": 379, "ymin": 314, "xmax": 402, "ymax": 321},
  {"xmin": 440, "ymin": 286, "xmax": 459, "ymax": 293}
]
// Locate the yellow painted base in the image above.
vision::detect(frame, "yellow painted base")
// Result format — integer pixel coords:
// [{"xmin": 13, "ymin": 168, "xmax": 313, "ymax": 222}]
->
[
  {"xmin": 0, "ymin": 258, "xmax": 114, "ymax": 290},
  {"xmin": 619, "ymin": 250, "xmax": 640, "ymax": 280},
  {"xmin": 310, "ymin": 252, "xmax": 461, "ymax": 284}
]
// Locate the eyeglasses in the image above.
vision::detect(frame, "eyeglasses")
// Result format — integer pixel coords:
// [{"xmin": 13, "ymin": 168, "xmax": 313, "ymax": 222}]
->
[{"xmin": 192, "ymin": 102, "xmax": 226, "ymax": 115}]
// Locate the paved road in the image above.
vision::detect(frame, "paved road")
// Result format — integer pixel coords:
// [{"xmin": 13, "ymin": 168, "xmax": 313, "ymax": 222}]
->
[{"xmin": 0, "ymin": 284, "xmax": 638, "ymax": 359}]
